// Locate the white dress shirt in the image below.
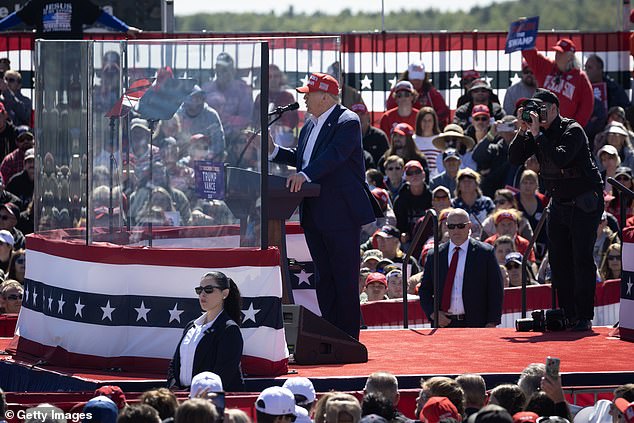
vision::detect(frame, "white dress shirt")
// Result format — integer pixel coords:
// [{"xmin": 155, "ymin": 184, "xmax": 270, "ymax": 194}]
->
[
  {"xmin": 447, "ymin": 239, "xmax": 469, "ymax": 315},
  {"xmin": 179, "ymin": 311, "xmax": 221, "ymax": 386},
  {"xmin": 268, "ymin": 103, "xmax": 337, "ymax": 183}
]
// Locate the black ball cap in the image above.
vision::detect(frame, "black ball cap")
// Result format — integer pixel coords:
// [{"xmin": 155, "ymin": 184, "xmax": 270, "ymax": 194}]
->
[{"xmin": 531, "ymin": 89, "xmax": 559, "ymax": 107}]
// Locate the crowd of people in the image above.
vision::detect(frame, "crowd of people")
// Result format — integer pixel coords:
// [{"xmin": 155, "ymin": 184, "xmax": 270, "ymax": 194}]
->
[{"xmin": 1, "ymin": 368, "xmax": 632, "ymax": 423}]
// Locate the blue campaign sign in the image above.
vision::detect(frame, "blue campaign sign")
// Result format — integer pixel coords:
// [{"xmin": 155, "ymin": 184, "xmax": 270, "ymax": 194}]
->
[
  {"xmin": 505, "ymin": 16, "xmax": 540, "ymax": 53},
  {"xmin": 194, "ymin": 161, "xmax": 225, "ymax": 200}
]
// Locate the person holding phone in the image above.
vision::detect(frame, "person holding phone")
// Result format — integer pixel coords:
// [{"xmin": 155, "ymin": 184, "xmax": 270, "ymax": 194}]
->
[{"xmin": 168, "ymin": 271, "xmax": 244, "ymax": 391}]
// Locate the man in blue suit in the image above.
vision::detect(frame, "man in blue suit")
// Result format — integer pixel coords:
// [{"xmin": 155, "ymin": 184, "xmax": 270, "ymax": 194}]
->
[
  {"xmin": 268, "ymin": 72, "xmax": 375, "ymax": 339},
  {"xmin": 419, "ymin": 208, "xmax": 503, "ymax": 328}
]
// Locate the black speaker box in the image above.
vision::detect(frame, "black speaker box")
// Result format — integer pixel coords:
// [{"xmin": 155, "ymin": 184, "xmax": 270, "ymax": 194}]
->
[{"xmin": 282, "ymin": 305, "xmax": 368, "ymax": 364}]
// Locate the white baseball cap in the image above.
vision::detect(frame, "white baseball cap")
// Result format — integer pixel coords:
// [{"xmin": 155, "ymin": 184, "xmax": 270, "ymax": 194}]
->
[
  {"xmin": 190, "ymin": 371, "xmax": 224, "ymax": 398},
  {"xmin": 282, "ymin": 377, "xmax": 316, "ymax": 404},
  {"xmin": 255, "ymin": 386, "xmax": 297, "ymax": 416},
  {"xmin": 0, "ymin": 229, "xmax": 14, "ymax": 246}
]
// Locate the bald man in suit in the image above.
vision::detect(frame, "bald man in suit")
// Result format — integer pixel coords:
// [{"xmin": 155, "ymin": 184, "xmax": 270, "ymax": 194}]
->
[{"xmin": 419, "ymin": 208, "xmax": 503, "ymax": 328}]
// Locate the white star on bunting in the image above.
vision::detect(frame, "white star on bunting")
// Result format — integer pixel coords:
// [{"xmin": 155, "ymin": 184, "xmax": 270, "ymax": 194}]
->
[
  {"xmin": 449, "ymin": 73, "xmax": 462, "ymax": 88},
  {"xmin": 388, "ymin": 76, "xmax": 398, "ymax": 89},
  {"xmin": 360, "ymin": 75, "xmax": 373, "ymax": 90},
  {"xmin": 296, "ymin": 269, "xmax": 313, "ymax": 286},
  {"xmin": 627, "ymin": 279, "xmax": 633, "ymax": 296},
  {"xmin": 242, "ymin": 302, "xmax": 261, "ymax": 324},
  {"xmin": 47, "ymin": 296, "xmax": 53, "ymax": 311},
  {"xmin": 509, "ymin": 73, "xmax": 522, "ymax": 86},
  {"xmin": 101, "ymin": 300, "xmax": 115, "ymax": 321},
  {"xmin": 74, "ymin": 298, "xmax": 85, "ymax": 318},
  {"xmin": 57, "ymin": 294, "xmax": 65, "ymax": 314},
  {"xmin": 24, "ymin": 286, "xmax": 29, "ymax": 303},
  {"xmin": 168, "ymin": 303, "xmax": 184, "ymax": 323},
  {"xmin": 32, "ymin": 288, "xmax": 38, "ymax": 306},
  {"xmin": 135, "ymin": 301, "xmax": 151, "ymax": 322}
]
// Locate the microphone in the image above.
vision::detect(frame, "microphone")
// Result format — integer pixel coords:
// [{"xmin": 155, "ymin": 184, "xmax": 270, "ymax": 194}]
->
[{"xmin": 268, "ymin": 102, "xmax": 299, "ymax": 116}]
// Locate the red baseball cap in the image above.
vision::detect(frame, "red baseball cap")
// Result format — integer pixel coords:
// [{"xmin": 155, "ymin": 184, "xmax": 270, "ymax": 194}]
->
[
  {"xmin": 351, "ymin": 103, "xmax": 368, "ymax": 114},
  {"xmin": 392, "ymin": 122, "xmax": 414, "ymax": 137},
  {"xmin": 404, "ymin": 160, "xmax": 424, "ymax": 172},
  {"xmin": 420, "ymin": 397, "xmax": 461, "ymax": 423},
  {"xmin": 512, "ymin": 412, "xmax": 539, "ymax": 423},
  {"xmin": 494, "ymin": 211, "xmax": 517, "ymax": 225},
  {"xmin": 472, "ymin": 104, "xmax": 490, "ymax": 118},
  {"xmin": 615, "ymin": 398, "xmax": 634, "ymax": 423},
  {"xmin": 296, "ymin": 72, "xmax": 339, "ymax": 96},
  {"xmin": 462, "ymin": 69, "xmax": 481, "ymax": 81},
  {"xmin": 552, "ymin": 38, "xmax": 576, "ymax": 53},
  {"xmin": 365, "ymin": 272, "xmax": 388, "ymax": 288},
  {"xmin": 94, "ymin": 385, "xmax": 127, "ymax": 409}
]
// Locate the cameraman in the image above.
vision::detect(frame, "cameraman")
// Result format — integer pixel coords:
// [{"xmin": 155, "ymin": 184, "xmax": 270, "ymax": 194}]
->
[{"xmin": 508, "ymin": 89, "xmax": 603, "ymax": 332}]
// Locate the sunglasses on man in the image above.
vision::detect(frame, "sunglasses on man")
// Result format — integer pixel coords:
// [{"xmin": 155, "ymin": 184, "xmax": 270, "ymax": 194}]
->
[{"xmin": 446, "ymin": 222, "xmax": 469, "ymax": 230}]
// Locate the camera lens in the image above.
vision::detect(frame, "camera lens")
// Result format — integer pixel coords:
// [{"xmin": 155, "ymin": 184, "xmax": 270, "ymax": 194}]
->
[{"xmin": 515, "ymin": 318, "xmax": 534, "ymax": 332}]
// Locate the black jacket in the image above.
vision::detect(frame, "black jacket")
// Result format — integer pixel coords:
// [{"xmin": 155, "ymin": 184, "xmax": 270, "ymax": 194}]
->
[
  {"xmin": 508, "ymin": 116, "xmax": 602, "ymax": 200},
  {"xmin": 167, "ymin": 310, "xmax": 244, "ymax": 391}
]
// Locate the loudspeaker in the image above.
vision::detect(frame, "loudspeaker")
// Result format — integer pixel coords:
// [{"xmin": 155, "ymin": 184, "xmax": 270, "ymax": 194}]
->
[{"xmin": 282, "ymin": 305, "xmax": 368, "ymax": 364}]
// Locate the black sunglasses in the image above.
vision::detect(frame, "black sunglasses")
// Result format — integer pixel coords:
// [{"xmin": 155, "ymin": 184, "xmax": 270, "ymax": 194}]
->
[
  {"xmin": 473, "ymin": 116, "xmax": 489, "ymax": 122},
  {"xmin": 0, "ymin": 215, "xmax": 12, "ymax": 220},
  {"xmin": 607, "ymin": 255, "xmax": 620, "ymax": 261},
  {"xmin": 195, "ymin": 285, "xmax": 224, "ymax": 295},
  {"xmin": 15, "ymin": 257, "xmax": 25, "ymax": 264},
  {"xmin": 446, "ymin": 223, "xmax": 469, "ymax": 230},
  {"xmin": 434, "ymin": 194, "xmax": 449, "ymax": 200},
  {"xmin": 506, "ymin": 262, "xmax": 521, "ymax": 270},
  {"xmin": 406, "ymin": 169, "xmax": 423, "ymax": 176},
  {"xmin": 7, "ymin": 294, "xmax": 23, "ymax": 300}
]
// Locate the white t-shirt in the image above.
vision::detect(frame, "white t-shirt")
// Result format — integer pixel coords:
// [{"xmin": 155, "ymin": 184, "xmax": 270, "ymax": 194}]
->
[{"xmin": 414, "ymin": 135, "xmax": 442, "ymax": 178}]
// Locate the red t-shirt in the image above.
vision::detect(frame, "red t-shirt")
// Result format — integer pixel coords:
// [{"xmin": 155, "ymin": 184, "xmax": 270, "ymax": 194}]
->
[{"xmin": 379, "ymin": 107, "xmax": 419, "ymax": 139}]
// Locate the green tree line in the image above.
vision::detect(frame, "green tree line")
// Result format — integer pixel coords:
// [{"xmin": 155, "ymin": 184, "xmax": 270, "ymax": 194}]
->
[{"xmin": 176, "ymin": 0, "xmax": 627, "ymax": 33}]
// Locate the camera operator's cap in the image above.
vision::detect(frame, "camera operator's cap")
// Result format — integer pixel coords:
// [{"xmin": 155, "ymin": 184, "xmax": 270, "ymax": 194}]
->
[
  {"xmin": 572, "ymin": 399, "xmax": 613, "ymax": 423},
  {"xmin": 392, "ymin": 122, "xmax": 414, "ymax": 137},
  {"xmin": 597, "ymin": 144, "xmax": 619, "ymax": 158},
  {"xmin": 432, "ymin": 124, "xmax": 476, "ymax": 151},
  {"xmin": 469, "ymin": 78, "xmax": 493, "ymax": 92},
  {"xmin": 553, "ymin": 38, "xmax": 576, "ymax": 54},
  {"xmin": 514, "ymin": 412, "xmax": 539, "ymax": 423},
  {"xmin": 442, "ymin": 148, "xmax": 461, "ymax": 162},
  {"xmin": 614, "ymin": 398, "xmax": 634, "ymax": 423},
  {"xmin": 255, "ymin": 386, "xmax": 297, "ymax": 416},
  {"xmin": 408, "ymin": 60, "xmax": 426, "ymax": 80},
  {"xmin": 377, "ymin": 224, "xmax": 400, "ymax": 239},
  {"xmin": 16, "ymin": 125, "xmax": 34, "ymax": 141},
  {"xmin": 532, "ymin": 89, "xmax": 560, "ymax": 107},
  {"xmin": 216, "ymin": 52, "xmax": 235, "ymax": 68},
  {"xmin": 94, "ymin": 385, "xmax": 127, "ymax": 409},
  {"xmin": 190, "ymin": 371, "xmax": 224, "ymax": 398},
  {"xmin": 365, "ymin": 272, "xmax": 388, "ymax": 288},
  {"xmin": 420, "ymin": 396, "xmax": 461, "ymax": 423},
  {"xmin": 394, "ymin": 80, "xmax": 416, "ymax": 94},
  {"xmin": 608, "ymin": 106, "xmax": 626, "ymax": 121},
  {"xmin": 607, "ymin": 123, "xmax": 629, "ymax": 137},
  {"xmin": 282, "ymin": 377, "xmax": 316, "ymax": 404},
  {"xmin": 505, "ymin": 252, "xmax": 523, "ymax": 266},
  {"xmin": 297, "ymin": 72, "xmax": 339, "ymax": 96},
  {"xmin": 615, "ymin": 166, "xmax": 633, "ymax": 179},
  {"xmin": 83, "ymin": 396, "xmax": 118, "ymax": 423},
  {"xmin": 350, "ymin": 102, "xmax": 368, "ymax": 114},
  {"xmin": 472, "ymin": 104, "xmax": 491, "ymax": 118}
]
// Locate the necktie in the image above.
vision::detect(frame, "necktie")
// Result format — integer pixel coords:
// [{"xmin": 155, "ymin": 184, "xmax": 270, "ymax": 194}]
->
[{"xmin": 441, "ymin": 247, "xmax": 460, "ymax": 312}]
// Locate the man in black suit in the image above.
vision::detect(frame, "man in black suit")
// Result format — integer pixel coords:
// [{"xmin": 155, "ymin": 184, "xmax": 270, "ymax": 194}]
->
[
  {"xmin": 419, "ymin": 208, "xmax": 503, "ymax": 327},
  {"xmin": 268, "ymin": 72, "xmax": 375, "ymax": 339}
]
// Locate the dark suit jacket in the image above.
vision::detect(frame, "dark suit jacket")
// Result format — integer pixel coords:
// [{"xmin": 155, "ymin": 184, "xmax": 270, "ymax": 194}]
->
[
  {"xmin": 167, "ymin": 310, "xmax": 244, "ymax": 391},
  {"xmin": 273, "ymin": 103, "xmax": 375, "ymax": 231},
  {"xmin": 419, "ymin": 238, "xmax": 504, "ymax": 327}
]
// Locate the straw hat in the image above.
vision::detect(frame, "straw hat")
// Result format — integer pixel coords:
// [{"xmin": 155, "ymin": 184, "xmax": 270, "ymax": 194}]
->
[{"xmin": 432, "ymin": 124, "xmax": 475, "ymax": 151}]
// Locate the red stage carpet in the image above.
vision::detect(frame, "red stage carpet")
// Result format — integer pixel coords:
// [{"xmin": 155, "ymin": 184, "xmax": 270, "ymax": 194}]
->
[{"xmin": 2, "ymin": 327, "xmax": 632, "ymax": 393}]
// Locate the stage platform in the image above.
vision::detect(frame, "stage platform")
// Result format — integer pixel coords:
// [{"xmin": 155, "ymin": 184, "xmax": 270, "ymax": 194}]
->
[{"xmin": 2, "ymin": 327, "xmax": 633, "ymax": 393}]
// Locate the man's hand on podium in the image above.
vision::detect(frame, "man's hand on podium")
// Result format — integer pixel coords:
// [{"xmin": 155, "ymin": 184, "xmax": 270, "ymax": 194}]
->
[{"xmin": 287, "ymin": 173, "xmax": 307, "ymax": 193}]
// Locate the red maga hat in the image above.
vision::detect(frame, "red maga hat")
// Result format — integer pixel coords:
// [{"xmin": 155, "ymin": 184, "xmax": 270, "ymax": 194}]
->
[{"xmin": 296, "ymin": 72, "xmax": 339, "ymax": 96}]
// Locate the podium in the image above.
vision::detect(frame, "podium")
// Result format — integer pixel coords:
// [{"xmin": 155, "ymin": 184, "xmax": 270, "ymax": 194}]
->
[{"xmin": 224, "ymin": 166, "xmax": 320, "ymax": 303}]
